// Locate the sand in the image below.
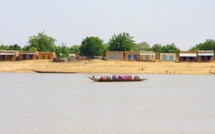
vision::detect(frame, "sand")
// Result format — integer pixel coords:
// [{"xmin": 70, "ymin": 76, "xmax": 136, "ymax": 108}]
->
[{"xmin": 0, "ymin": 60, "xmax": 215, "ymax": 75}]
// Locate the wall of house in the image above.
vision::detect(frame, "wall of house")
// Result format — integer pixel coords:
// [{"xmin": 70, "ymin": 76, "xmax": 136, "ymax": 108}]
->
[
  {"xmin": 0, "ymin": 55, "xmax": 16, "ymax": 60},
  {"xmin": 197, "ymin": 51, "xmax": 214, "ymax": 62},
  {"xmin": 0, "ymin": 51, "xmax": 19, "ymax": 61},
  {"xmin": 140, "ymin": 55, "xmax": 155, "ymax": 61},
  {"xmin": 160, "ymin": 53, "xmax": 176, "ymax": 61},
  {"xmin": 139, "ymin": 51, "xmax": 156, "ymax": 61},
  {"xmin": 155, "ymin": 52, "xmax": 160, "ymax": 60},
  {"xmin": 38, "ymin": 52, "xmax": 56, "ymax": 60},
  {"xmin": 19, "ymin": 53, "xmax": 38, "ymax": 60},
  {"xmin": 124, "ymin": 51, "xmax": 140, "ymax": 61},
  {"xmin": 179, "ymin": 51, "xmax": 197, "ymax": 62},
  {"xmin": 106, "ymin": 51, "xmax": 124, "ymax": 61}
]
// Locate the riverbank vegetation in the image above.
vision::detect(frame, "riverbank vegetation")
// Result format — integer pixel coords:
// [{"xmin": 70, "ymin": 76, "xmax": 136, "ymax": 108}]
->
[{"xmin": 1, "ymin": 32, "xmax": 215, "ymax": 57}]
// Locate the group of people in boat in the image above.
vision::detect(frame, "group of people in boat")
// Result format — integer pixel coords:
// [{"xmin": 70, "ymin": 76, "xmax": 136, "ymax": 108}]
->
[{"xmin": 99, "ymin": 75, "xmax": 140, "ymax": 80}]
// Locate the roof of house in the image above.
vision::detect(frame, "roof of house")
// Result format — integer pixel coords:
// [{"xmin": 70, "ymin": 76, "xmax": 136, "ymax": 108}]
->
[
  {"xmin": 0, "ymin": 50, "xmax": 19, "ymax": 55},
  {"xmin": 140, "ymin": 51, "xmax": 155, "ymax": 55},
  {"xmin": 179, "ymin": 53, "xmax": 197, "ymax": 57}
]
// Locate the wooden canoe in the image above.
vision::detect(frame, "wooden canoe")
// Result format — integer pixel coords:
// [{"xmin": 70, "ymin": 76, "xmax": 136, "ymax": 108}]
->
[
  {"xmin": 32, "ymin": 70, "xmax": 76, "ymax": 74},
  {"xmin": 89, "ymin": 77, "xmax": 147, "ymax": 82}
]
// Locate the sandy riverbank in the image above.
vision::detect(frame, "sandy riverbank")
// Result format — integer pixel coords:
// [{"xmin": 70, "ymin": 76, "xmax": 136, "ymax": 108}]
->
[{"xmin": 0, "ymin": 60, "xmax": 215, "ymax": 75}]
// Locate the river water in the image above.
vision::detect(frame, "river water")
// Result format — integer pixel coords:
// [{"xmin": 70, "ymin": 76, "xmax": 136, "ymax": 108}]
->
[{"xmin": 0, "ymin": 73, "xmax": 215, "ymax": 134}]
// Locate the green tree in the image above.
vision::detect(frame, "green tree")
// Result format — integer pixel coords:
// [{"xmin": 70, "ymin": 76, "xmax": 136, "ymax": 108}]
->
[
  {"xmin": 190, "ymin": 39, "xmax": 215, "ymax": 52},
  {"xmin": 60, "ymin": 43, "xmax": 69, "ymax": 57},
  {"xmin": 55, "ymin": 42, "xmax": 69, "ymax": 58},
  {"xmin": 28, "ymin": 47, "xmax": 37, "ymax": 52},
  {"xmin": 79, "ymin": 37, "xmax": 104, "ymax": 57},
  {"xmin": 150, "ymin": 44, "xmax": 162, "ymax": 52},
  {"xmin": 102, "ymin": 43, "xmax": 109, "ymax": 56},
  {"xmin": 150, "ymin": 43, "xmax": 180, "ymax": 54},
  {"xmin": 135, "ymin": 42, "xmax": 150, "ymax": 51},
  {"xmin": 9, "ymin": 44, "xmax": 21, "ymax": 50},
  {"xmin": 0, "ymin": 44, "xmax": 21, "ymax": 50},
  {"xmin": 28, "ymin": 32, "xmax": 56, "ymax": 52},
  {"xmin": 108, "ymin": 32, "xmax": 135, "ymax": 51},
  {"xmin": 0, "ymin": 44, "xmax": 11, "ymax": 50},
  {"xmin": 69, "ymin": 45, "xmax": 80, "ymax": 54},
  {"xmin": 22, "ymin": 45, "xmax": 31, "ymax": 51},
  {"xmin": 161, "ymin": 43, "xmax": 180, "ymax": 54}
]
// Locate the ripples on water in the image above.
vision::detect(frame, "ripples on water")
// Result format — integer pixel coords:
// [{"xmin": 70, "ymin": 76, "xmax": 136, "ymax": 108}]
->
[{"xmin": 0, "ymin": 73, "xmax": 215, "ymax": 134}]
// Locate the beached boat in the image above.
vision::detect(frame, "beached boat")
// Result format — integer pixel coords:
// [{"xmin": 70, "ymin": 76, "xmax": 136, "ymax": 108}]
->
[
  {"xmin": 32, "ymin": 70, "xmax": 76, "ymax": 73},
  {"xmin": 89, "ymin": 77, "xmax": 147, "ymax": 82}
]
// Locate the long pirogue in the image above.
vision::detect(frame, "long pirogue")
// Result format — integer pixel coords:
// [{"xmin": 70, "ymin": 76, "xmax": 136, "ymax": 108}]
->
[{"xmin": 88, "ymin": 76, "xmax": 147, "ymax": 82}]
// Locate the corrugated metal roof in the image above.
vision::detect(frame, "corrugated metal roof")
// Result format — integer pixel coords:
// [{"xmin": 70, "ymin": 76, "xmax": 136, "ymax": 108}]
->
[
  {"xmin": 69, "ymin": 54, "xmax": 76, "ymax": 56},
  {"xmin": 140, "ymin": 53, "xmax": 155, "ymax": 56},
  {"xmin": 198, "ymin": 53, "xmax": 214, "ymax": 56},
  {"xmin": 20, "ymin": 53, "xmax": 36, "ymax": 54},
  {"xmin": 140, "ymin": 51, "xmax": 155, "ymax": 56},
  {"xmin": 0, "ymin": 53, "xmax": 15, "ymax": 55},
  {"xmin": 180, "ymin": 53, "xmax": 197, "ymax": 57}
]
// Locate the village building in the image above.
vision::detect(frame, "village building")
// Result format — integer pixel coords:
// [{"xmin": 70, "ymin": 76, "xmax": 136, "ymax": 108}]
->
[
  {"xmin": 139, "ymin": 51, "xmax": 156, "ymax": 62},
  {"xmin": 106, "ymin": 51, "xmax": 124, "ymax": 61},
  {"xmin": 66, "ymin": 54, "xmax": 80, "ymax": 61},
  {"xmin": 197, "ymin": 50, "xmax": 214, "ymax": 62},
  {"xmin": 124, "ymin": 51, "xmax": 140, "ymax": 61},
  {"xmin": 38, "ymin": 52, "xmax": 56, "ymax": 60},
  {"xmin": 179, "ymin": 51, "xmax": 197, "ymax": 62},
  {"xmin": 0, "ymin": 50, "xmax": 19, "ymax": 61},
  {"xmin": 155, "ymin": 52, "xmax": 160, "ymax": 61},
  {"xmin": 160, "ymin": 53, "xmax": 177, "ymax": 62},
  {"xmin": 69, "ymin": 54, "xmax": 76, "ymax": 61},
  {"xmin": 18, "ymin": 51, "xmax": 38, "ymax": 60}
]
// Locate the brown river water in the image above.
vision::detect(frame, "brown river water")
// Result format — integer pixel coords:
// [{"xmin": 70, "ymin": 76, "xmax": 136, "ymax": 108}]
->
[{"xmin": 0, "ymin": 73, "xmax": 215, "ymax": 134}]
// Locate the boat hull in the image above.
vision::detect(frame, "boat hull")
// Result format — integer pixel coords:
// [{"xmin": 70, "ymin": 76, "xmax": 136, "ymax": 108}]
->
[
  {"xmin": 89, "ymin": 77, "xmax": 147, "ymax": 82},
  {"xmin": 32, "ymin": 70, "xmax": 76, "ymax": 73}
]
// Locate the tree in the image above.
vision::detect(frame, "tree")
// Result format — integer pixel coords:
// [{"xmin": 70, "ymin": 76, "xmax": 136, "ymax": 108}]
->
[
  {"xmin": 60, "ymin": 43, "xmax": 69, "ymax": 57},
  {"xmin": 150, "ymin": 44, "xmax": 162, "ymax": 52},
  {"xmin": 0, "ymin": 44, "xmax": 11, "ymax": 50},
  {"xmin": 55, "ymin": 42, "xmax": 69, "ymax": 58},
  {"xmin": 102, "ymin": 43, "xmax": 109, "ymax": 56},
  {"xmin": 29, "ymin": 47, "xmax": 37, "ymax": 52},
  {"xmin": 150, "ymin": 43, "xmax": 180, "ymax": 54},
  {"xmin": 108, "ymin": 33, "xmax": 135, "ymax": 51},
  {"xmin": 190, "ymin": 39, "xmax": 215, "ymax": 52},
  {"xmin": 79, "ymin": 37, "xmax": 104, "ymax": 57},
  {"xmin": 22, "ymin": 45, "xmax": 31, "ymax": 51},
  {"xmin": 28, "ymin": 32, "xmax": 56, "ymax": 52},
  {"xmin": 9, "ymin": 44, "xmax": 21, "ymax": 50},
  {"xmin": 161, "ymin": 43, "xmax": 180, "ymax": 54},
  {"xmin": 135, "ymin": 42, "xmax": 150, "ymax": 51},
  {"xmin": 69, "ymin": 45, "xmax": 80, "ymax": 54},
  {"xmin": 0, "ymin": 44, "xmax": 21, "ymax": 50}
]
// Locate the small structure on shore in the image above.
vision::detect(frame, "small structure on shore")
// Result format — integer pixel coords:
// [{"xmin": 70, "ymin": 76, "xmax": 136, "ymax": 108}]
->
[
  {"xmin": 106, "ymin": 51, "xmax": 124, "ymax": 61},
  {"xmin": 160, "ymin": 53, "xmax": 176, "ymax": 62},
  {"xmin": 179, "ymin": 50, "xmax": 214, "ymax": 62},
  {"xmin": 124, "ymin": 51, "xmax": 140, "ymax": 61},
  {"xmin": 0, "ymin": 50, "xmax": 19, "ymax": 61},
  {"xmin": 197, "ymin": 50, "xmax": 214, "ymax": 62},
  {"xmin": 179, "ymin": 51, "xmax": 197, "ymax": 62},
  {"xmin": 38, "ymin": 52, "xmax": 56, "ymax": 60},
  {"xmin": 68, "ymin": 54, "xmax": 76, "ymax": 61},
  {"xmin": 139, "ymin": 51, "xmax": 156, "ymax": 62},
  {"xmin": 18, "ymin": 51, "xmax": 38, "ymax": 60}
]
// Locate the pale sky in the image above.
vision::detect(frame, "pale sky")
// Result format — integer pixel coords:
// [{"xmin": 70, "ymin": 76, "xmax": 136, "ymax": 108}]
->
[{"xmin": 1, "ymin": 0, "xmax": 215, "ymax": 50}]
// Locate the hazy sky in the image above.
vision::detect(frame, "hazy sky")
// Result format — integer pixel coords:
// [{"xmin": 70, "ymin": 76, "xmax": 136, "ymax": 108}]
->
[{"xmin": 1, "ymin": 0, "xmax": 215, "ymax": 50}]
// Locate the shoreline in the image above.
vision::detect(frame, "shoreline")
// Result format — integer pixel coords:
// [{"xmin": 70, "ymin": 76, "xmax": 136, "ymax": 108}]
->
[{"xmin": 0, "ymin": 60, "xmax": 215, "ymax": 75}]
